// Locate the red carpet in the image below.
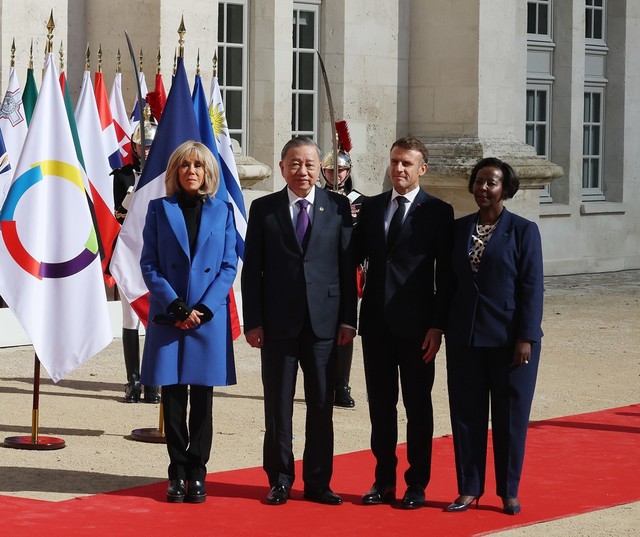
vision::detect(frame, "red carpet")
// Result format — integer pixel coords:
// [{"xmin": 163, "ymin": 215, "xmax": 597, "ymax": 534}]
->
[{"xmin": 1, "ymin": 404, "xmax": 638, "ymax": 536}]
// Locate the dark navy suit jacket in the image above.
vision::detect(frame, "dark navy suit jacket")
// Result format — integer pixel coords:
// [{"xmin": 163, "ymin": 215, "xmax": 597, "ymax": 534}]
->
[
  {"xmin": 446, "ymin": 208, "xmax": 544, "ymax": 347},
  {"xmin": 241, "ymin": 186, "xmax": 357, "ymax": 340},
  {"xmin": 354, "ymin": 188, "xmax": 454, "ymax": 339}
]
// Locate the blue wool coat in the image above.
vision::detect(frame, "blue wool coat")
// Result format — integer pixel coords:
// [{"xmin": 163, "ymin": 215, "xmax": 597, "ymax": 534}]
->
[{"xmin": 139, "ymin": 194, "xmax": 238, "ymax": 387}]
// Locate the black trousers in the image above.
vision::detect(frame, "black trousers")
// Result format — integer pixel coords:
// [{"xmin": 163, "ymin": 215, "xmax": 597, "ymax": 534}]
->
[
  {"xmin": 261, "ymin": 317, "xmax": 336, "ymax": 491},
  {"xmin": 162, "ymin": 384, "xmax": 214, "ymax": 482},
  {"xmin": 362, "ymin": 331, "xmax": 435, "ymax": 489},
  {"xmin": 446, "ymin": 344, "xmax": 540, "ymax": 499}
]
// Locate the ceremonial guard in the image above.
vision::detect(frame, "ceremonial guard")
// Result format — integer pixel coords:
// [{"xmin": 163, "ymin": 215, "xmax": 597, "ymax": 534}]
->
[
  {"xmin": 321, "ymin": 121, "xmax": 366, "ymax": 408},
  {"xmin": 112, "ymin": 105, "xmax": 160, "ymax": 403}
]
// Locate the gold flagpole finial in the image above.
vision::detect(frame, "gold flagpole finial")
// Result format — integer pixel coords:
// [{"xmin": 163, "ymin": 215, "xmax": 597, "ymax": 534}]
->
[
  {"xmin": 29, "ymin": 39, "xmax": 34, "ymax": 69},
  {"xmin": 173, "ymin": 47, "xmax": 177, "ymax": 76},
  {"xmin": 196, "ymin": 49, "xmax": 200, "ymax": 76},
  {"xmin": 59, "ymin": 41, "xmax": 64, "ymax": 71},
  {"xmin": 212, "ymin": 51, "xmax": 218, "ymax": 78},
  {"xmin": 157, "ymin": 47, "xmax": 162, "ymax": 75},
  {"xmin": 116, "ymin": 48, "xmax": 122, "ymax": 74},
  {"xmin": 139, "ymin": 47, "xmax": 144, "ymax": 73},
  {"xmin": 178, "ymin": 15, "xmax": 186, "ymax": 58},
  {"xmin": 46, "ymin": 10, "xmax": 55, "ymax": 54},
  {"xmin": 85, "ymin": 43, "xmax": 90, "ymax": 72},
  {"xmin": 10, "ymin": 38, "xmax": 15, "ymax": 68},
  {"xmin": 98, "ymin": 44, "xmax": 103, "ymax": 73}
]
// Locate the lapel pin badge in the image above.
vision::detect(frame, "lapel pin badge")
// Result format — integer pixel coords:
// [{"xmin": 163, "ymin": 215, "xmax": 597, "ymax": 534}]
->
[{"xmin": 319, "ymin": 207, "xmax": 325, "ymax": 211}]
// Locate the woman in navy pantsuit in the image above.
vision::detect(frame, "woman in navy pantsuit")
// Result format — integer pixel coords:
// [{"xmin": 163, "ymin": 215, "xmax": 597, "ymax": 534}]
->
[
  {"xmin": 445, "ymin": 158, "xmax": 543, "ymax": 515},
  {"xmin": 140, "ymin": 141, "xmax": 237, "ymax": 504}
]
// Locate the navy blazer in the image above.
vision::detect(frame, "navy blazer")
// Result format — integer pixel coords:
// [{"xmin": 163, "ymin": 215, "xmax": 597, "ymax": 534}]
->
[
  {"xmin": 354, "ymin": 188, "xmax": 454, "ymax": 339},
  {"xmin": 446, "ymin": 208, "xmax": 544, "ymax": 347},
  {"xmin": 241, "ymin": 186, "xmax": 357, "ymax": 340}
]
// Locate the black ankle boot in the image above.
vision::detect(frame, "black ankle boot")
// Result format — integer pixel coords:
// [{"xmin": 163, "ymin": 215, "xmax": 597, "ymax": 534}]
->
[{"xmin": 143, "ymin": 385, "xmax": 161, "ymax": 404}]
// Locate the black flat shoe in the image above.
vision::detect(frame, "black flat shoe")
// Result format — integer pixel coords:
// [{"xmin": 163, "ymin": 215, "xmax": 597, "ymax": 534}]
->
[
  {"xmin": 502, "ymin": 498, "xmax": 521, "ymax": 515},
  {"xmin": 446, "ymin": 495, "xmax": 480, "ymax": 512},
  {"xmin": 401, "ymin": 484, "xmax": 425, "ymax": 509},
  {"xmin": 167, "ymin": 479, "xmax": 186, "ymax": 503},
  {"xmin": 362, "ymin": 484, "xmax": 396, "ymax": 505},
  {"xmin": 186, "ymin": 480, "xmax": 207, "ymax": 503},
  {"xmin": 266, "ymin": 485, "xmax": 290, "ymax": 505},
  {"xmin": 124, "ymin": 381, "xmax": 141, "ymax": 403},
  {"xmin": 303, "ymin": 488, "xmax": 343, "ymax": 505}
]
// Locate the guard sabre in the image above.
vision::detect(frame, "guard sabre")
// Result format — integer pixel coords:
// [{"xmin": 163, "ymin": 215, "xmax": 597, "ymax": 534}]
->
[
  {"xmin": 124, "ymin": 30, "xmax": 146, "ymax": 171},
  {"xmin": 317, "ymin": 50, "xmax": 339, "ymax": 192}
]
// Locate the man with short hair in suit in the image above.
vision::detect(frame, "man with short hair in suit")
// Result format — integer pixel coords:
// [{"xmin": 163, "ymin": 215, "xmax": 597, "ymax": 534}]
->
[
  {"xmin": 354, "ymin": 136, "xmax": 454, "ymax": 509},
  {"xmin": 241, "ymin": 136, "xmax": 357, "ymax": 506}
]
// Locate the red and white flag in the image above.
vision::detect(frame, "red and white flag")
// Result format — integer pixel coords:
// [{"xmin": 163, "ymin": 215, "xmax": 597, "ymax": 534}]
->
[
  {"xmin": 75, "ymin": 71, "xmax": 120, "ymax": 277},
  {"xmin": 109, "ymin": 71, "xmax": 133, "ymax": 166},
  {"xmin": 94, "ymin": 71, "xmax": 122, "ymax": 170}
]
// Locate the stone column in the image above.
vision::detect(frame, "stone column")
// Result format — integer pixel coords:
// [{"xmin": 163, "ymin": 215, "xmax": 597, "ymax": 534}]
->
[
  {"xmin": 248, "ymin": 0, "xmax": 293, "ymax": 192},
  {"xmin": 409, "ymin": 0, "xmax": 562, "ymax": 221},
  {"xmin": 320, "ymin": 0, "xmax": 409, "ymax": 195}
]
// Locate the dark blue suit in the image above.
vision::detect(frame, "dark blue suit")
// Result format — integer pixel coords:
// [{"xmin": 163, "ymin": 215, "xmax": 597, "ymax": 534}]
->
[
  {"xmin": 241, "ymin": 186, "xmax": 356, "ymax": 492},
  {"xmin": 445, "ymin": 208, "xmax": 543, "ymax": 499},
  {"xmin": 354, "ymin": 188, "xmax": 453, "ymax": 490}
]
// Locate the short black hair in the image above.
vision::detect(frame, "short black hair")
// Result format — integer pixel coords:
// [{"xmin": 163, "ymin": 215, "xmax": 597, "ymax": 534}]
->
[
  {"xmin": 391, "ymin": 136, "xmax": 429, "ymax": 164},
  {"xmin": 468, "ymin": 157, "xmax": 519, "ymax": 199},
  {"xmin": 280, "ymin": 136, "xmax": 322, "ymax": 161}
]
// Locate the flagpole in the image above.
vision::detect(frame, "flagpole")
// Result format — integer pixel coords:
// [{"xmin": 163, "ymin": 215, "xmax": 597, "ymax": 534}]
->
[
  {"xmin": 4, "ymin": 355, "xmax": 66, "ymax": 450},
  {"xmin": 129, "ymin": 15, "xmax": 189, "ymax": 444}
]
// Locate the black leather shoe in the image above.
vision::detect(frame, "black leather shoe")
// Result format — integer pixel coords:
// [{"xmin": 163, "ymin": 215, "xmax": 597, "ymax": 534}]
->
[
  {"xmin": 362, "ymin": 484, "xmax": 396, "ymax": 505},
  {"xmin": 167, "ymin": 479, "xmax": 186, "ymax": 503},
  {"xmin": 266, "ymin": 485, "xmax": 290, "ymax": 505},
  {"xmin": 186, "ymin": 480, "xmax": 207, "ymax": 503},
  {"xmin": 143, "ymin": 385, "xmax": 161, "ymax": 404},
  {"xmin": 334, "ymin": 384, "xmax": 355, "ymax": 407},
  {"xmin": 401, "ymin": 484, "xmax": 425, "ymax": 509},
  {"xmin": 303, "ymin": 488, "xmax": 343, "ymax": 505}
]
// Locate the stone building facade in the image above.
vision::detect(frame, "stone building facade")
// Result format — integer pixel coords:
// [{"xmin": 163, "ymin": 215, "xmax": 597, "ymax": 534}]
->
[{"xmin": 0, "ymin": 0, "xmax": 638, "ymax": 344}]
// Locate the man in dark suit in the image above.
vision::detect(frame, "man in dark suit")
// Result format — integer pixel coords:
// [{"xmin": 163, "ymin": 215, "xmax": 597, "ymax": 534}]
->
[
  {"xmin": 241, "ymin": 136, "xmax": 357, "ymax": 506},
  {"xmin": 354, "ymin": 136, "xmax": 453, "ymax": 509}
]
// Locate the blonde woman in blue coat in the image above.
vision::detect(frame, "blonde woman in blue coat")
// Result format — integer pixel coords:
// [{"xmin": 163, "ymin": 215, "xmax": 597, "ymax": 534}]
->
[
  {"xmin": 445, "ymin": 158, "xmax": 543, "ymax": 516},
  {"xmin": 140, "ymin": 141, "xmax": 237, "ymax": 504}
]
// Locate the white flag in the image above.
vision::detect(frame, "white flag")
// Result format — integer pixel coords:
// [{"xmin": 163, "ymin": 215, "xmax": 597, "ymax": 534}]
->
[
  {"xmin": 0, "ymin": 66, "xmax": 28, "ymax": 178},
  {"xmin": 0, "ymin": 54, "xmax": 111, "ymax": 382},
  {"xmin": 109, "ymin": 72, "xmax": 133, "ymax": 166}
]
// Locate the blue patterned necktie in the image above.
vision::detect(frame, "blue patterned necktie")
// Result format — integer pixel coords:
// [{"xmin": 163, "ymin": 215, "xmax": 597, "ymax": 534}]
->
[{"xmin": 295, "ymin": 199, "xmax": 311, "ymax": 249}]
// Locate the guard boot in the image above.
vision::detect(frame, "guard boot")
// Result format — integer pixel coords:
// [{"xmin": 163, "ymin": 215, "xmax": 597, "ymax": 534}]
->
[
  {"xmin": 123, "ymin": 328, "xmax": 141, "ymax": 403},
  {"xmin": 334, "ymin": 342, "xmax": 355, "ymax": 408}
]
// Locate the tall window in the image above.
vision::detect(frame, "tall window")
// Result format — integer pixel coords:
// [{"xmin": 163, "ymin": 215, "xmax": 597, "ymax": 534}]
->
[
  {"xmin": 526, "ymin": 87, "xmax": 550, "ymax": 160},
  {"xmin": 218, "ymin": 0, "xmax": 248, "ymax": 150},
  {"xmin": 292, "ymin": 4, "xmax": 319, "ymax": 139},
  {"xmin": 526, "ymin": 1, "xmax": 554, "ymax": 201},
  {"xmin": 527, "ymin": 0, "xmax": 551, "ymax": 39},
  {"xmin": 585, "ymin": 0, "xmax": 605, "ymax": 42},
  {"xmin": 582, "ymin": 90, "xmax": 604, "ymax": 197},
  {"xmin": 583, "ymin": 0, "xmax": 607, "ymax": 200}
]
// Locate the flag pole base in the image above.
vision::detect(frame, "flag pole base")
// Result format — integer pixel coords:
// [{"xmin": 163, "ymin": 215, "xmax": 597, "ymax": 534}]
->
[
  {"xmin": 4, "ymin": 435, "xmax": 66, "ymax": 450},
  {"xmin": 130, "ymin": 428, "xmax": 165, "ymax": 444}
]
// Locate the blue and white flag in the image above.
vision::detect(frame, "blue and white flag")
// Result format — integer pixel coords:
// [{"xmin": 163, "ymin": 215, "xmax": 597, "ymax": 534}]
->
[{"xmin": 208, "ymin": 77, "xmax": 247, "ymax": 259}]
